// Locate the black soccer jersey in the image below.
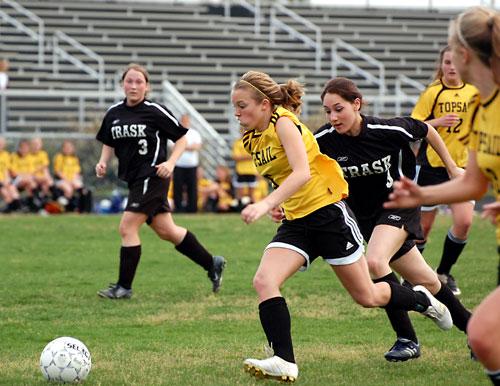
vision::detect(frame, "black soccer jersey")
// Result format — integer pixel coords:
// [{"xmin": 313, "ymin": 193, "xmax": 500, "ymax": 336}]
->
[
  {"xmin": 96, "ymin": 99, "xmax": 187, "ymax": 183},
  {"xmin": 315, "ymin": 115, "xmax": 428, "ymax": 219}
]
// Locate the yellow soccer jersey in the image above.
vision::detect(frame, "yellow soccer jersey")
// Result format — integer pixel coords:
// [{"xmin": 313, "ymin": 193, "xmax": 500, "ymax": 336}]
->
[
  {"xmin": 468, "ymin": 89, "xmax": 500, "ymax": 244},
  {"xmin": 242, "ymin": 106, "xmax": 348, "ymax": 220},
  {"xmin": 412, "ymin": 79, "xmax": 478, "ymax": 168},
  {"xmin": 31, "ymin": 150, "xmax": 50, "ymax": 178},
  {"xmin": 53, "ymin": 153, "xmax": 81, "ymax": 181},
  {"xmin": 10, "ymin": 152, "xmax": 35, "ymax": 176},
  {"xmin": 0, "ymin": 150, "xmax": 10, "ymax": 183},
  {"xmin": 232, "ymin": 138, "xmax": 257, "ymax": 176}
]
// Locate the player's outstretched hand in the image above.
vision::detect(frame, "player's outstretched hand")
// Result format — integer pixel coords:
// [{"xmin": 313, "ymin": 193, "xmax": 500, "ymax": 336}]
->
[
  {"xmin": 384, "ymin": 176, "xmax": 423, "ymax": 209},
  {"xmin": 95, "ymin": 162, "xmax": 107, "ymax": 178},
  {"xmin": 241, "ymin": 201, "xmax": 272, "ymax": 224},
  {"xmin": 481, "ymin": 201, "xmax": 500, "ymax": 225}
]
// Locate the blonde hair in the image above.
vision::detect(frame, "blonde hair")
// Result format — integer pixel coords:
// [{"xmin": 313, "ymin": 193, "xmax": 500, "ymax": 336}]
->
[
  {"xmin": 234, "ymin": 70, "xmax": 304, "ymax": 114},
  {"xmin": 449, "ymin": 6, "xmax": 500, "ymax": 84}
]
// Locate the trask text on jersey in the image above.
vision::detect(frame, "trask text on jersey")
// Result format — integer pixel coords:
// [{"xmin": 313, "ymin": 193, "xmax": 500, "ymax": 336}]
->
[
  {"xmin": 340, "ymin": 155, "xmax": 391, "ymax": 178},
  {"xmin": 111, "ymin": 124, "xmax": 147, "ymax": 139}
]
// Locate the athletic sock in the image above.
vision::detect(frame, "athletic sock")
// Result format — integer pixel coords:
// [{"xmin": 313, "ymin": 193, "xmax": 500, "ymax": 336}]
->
[
  {"xmin": 175, "ymin": 230, "xmax": 213, "ymax": 271},
  {"xmin": 434, "ymin": 283, "xmax": 471, "ymax": 332},
  {"xmin": 487, "ymin": 369, "xmax": 500, "ymax": 385},
  {"xmin": 374, "ymin": 272, "xmax": 418, "ymax": 343},
  {"xmin": 118, "ymin": 245, "xmax": 141, "ymax": 290},
  {"xmin": 436, "ymin": 230, "xmax": 467, "ymax": 274},
  {"xmin": 259, "ymin": 297, "xmax": 295, "ymax": 363},
  {"xmin": 386, "ymin": 281, "xmax": 431, "ymax": 313}
]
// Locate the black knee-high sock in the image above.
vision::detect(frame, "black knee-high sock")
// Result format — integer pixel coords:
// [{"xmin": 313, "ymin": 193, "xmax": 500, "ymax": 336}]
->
[
  {"xmin": 175, "ymin": 231, "xmax": 213, "ymax": 271},
  {"xmin": 118, "ymin": 245, "xmax": 141, "ymax": 290},
  {"xmin": 385, "ymin": 281, "xmax": 431, "ymax": 313},
  {"xmin": 259, "ymin": 297, "xmax": 295, "ymax": 363},
  {"xmin": 434, "ymin": 283, "xmax": 471, "ymax": 332},
  {"xmin": 487, "ymin": 369, "xmax": 500, "ymax": 385},
  {"xmin": 374, "ymin": 272, "xmax": 418, "ymax": 343},
  {"xmin": 437, "ymin": 230, "xmax": 467, "ymax": 274}
]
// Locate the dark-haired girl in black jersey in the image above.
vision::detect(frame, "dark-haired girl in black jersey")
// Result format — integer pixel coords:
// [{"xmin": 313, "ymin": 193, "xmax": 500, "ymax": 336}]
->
[
  {"xmin": 314, "ymin": 77, "xmax": 472, "ymax": 362},
  {"xmin": 95, "ymin": 63, "xmax": 225, "ymax": 299}
]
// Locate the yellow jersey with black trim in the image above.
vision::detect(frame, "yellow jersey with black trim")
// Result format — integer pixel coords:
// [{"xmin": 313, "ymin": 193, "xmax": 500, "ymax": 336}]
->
[
  {"xmin": 232, "ymin": 137, "xmax": 257, "ymax": 176},
  {"xmin": 0, "ymin": 150, "xmax": 11, "ymax": 183},
  {"xmin": 412, "ymin": 79, "xmax": 478, "ymax": 168},
  {"xmin": 53, "ymin": 153, "xmax": 81, "ymax": 181},
  {"xmin": 10, "ymin": 152, "xmax": 35, "ymax": 175},
  {"xmin": 30, "ymin": 150, "xmax": 50, "ymax": 178},
  {"xmin": 468, "ymin": 88, "xmax": 500, "ymax": 244},
  {"xmin": 242, "ymin": 106, "xmax": 348, "ymax": 220}
]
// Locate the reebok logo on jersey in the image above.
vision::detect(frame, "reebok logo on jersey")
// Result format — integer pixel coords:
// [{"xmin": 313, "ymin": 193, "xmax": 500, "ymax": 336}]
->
[
  {"xmin": 337, "ymin": 156, "xmax": 348, "ymax": 161},
  {"xmin": 346, "ymin": 241, "xmax": 354, "ymax": 250},
  {"xmin": 388, "ymin": 214, "xmax": 401, "ymax": 221},
  {"xmin": 130, "ymin": 202, "xmax": 140, "ymax": 208},
  {"xmin": 112, "ymin": 119, "xmax": 120, "ymax": 124}
]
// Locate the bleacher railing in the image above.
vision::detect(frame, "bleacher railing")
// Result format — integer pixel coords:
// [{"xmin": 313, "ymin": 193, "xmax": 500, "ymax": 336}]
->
[
  {"xmin": 394, "ymin": 74, "xmax": 425, "ymax": 116},
  {"xmin": 224, "ymin": 0, "xmax": 262, "ymax": 36},
  {"xmin": 52, "ymin": 31, "xmax": 106, "ymax": 100},
  {"xmin": 1, "ymin": 0, "xmax": 45, "ymax": 65},
  {"xmin": 270, "ymin": 3, "xmax": 323, "ymax": 71},
  {"xmin": 162, "ymin": 80, "xmax": 229, "ymax": 178}
]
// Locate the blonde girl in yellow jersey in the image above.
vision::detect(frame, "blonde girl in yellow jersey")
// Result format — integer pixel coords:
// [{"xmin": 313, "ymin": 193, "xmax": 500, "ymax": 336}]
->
[
  {"xmin": 386, "ymin": 7, "xmax": 500, "ymax": 384},
  {"xmin": 233, "ymin": 70, "xmax": 453, "ymax": 383},
  {"xmin": 411, "ymin": 46, "xmax": 479, "ymax": 295},
  {"xmin": 0, "ymin": 137, "xmax": 20, "ymax": 212}
]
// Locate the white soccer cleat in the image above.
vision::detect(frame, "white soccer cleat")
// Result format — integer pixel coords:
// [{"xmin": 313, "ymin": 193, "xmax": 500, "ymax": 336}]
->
[
  {"xmin": 243, "ymin": 355, "xmax": 298, "ymax": 383},
  {"xmin": 413, "ymin": 285, "xmax": 453, "ymax": 330}
]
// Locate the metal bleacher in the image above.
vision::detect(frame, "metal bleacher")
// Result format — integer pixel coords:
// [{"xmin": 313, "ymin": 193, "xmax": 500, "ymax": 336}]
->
[{"xmin": 1, "ymin": 0, "xmax": 458, "ymax": 148}]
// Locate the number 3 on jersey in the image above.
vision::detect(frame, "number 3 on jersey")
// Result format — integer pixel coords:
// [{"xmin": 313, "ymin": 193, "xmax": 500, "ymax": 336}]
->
[{"xmin": 138, "ymin": 139, "xmax": 148, "ymax": 155}]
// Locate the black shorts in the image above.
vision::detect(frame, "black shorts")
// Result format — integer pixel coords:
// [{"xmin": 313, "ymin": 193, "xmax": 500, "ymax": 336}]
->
[
  {"xmin": 233, "ymin": 174, "xmax": 258, "ymax": 188},
  {"xmin": 357, "ymin": 207, "xmax": 423, "ymax": 263},
  {"xmin": 415, "ymin": 166, "xmax": 450, "ymax": 211},
  {"xmin": 126, "ymin": 176, "xmax": 171, "ymax": 224},
  {"xmin": 266, "ymin": 201, "xmax": 364, "ymax": 270}
]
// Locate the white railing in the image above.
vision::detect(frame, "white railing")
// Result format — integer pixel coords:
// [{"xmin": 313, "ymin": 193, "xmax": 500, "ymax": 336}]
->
[
  {"xmin": 331, "ymin": 38, "xmax": 386, "ymax": 101},
  {"xmin": 53, "ymin": 31, "xmax": 106, "ymax": 97},
  {"xmin": 0, "ymin": 0, "xmax": 45, "ymax": 65},
  {"xmin": 270, "ymin": 3, "xmax": 322, "ymax": 71},
  {"xmin": 224, "ymin": 0, "xmax": 262, "ymax": 36},
  {"xmin": 162, "ymin": 80, "xmax": 229, "ymax": 176},
  {"xmin": 394, "ymin": 74, "xmax": 425, "ymax": 116}
]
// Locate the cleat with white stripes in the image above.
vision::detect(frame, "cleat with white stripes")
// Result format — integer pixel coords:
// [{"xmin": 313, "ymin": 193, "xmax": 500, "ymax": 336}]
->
[
  {"xmin": 384, "ymin": 338, "xmax": 421, "ymax": 362},
  {"xmin": 413, "ymin": 285, "xmax": 453, "ymax": 330},
  {"xmin": 243, "ymin": 356, "xmax": 298, "ymax": 383}
]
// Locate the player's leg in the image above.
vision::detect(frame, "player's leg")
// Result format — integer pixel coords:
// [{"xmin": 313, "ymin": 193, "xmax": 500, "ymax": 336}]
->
[
  {"xmin": 365, "ymin": 225, "xmax": 420, "ymax": 361},
  {"xmin": 436, "ymin": 201, "xmax": 474, "ymax": 295},
  {"xmin": 418, "ymin": 208, "xmax": 437, "ymax": 254},
  {"xmin": 98, "ymin": 211, "xmax": 147, "ymax": 299},
  {"xmin": 467, "ymin": 286, "xmax": 500, "ymax": 385},
  {"xmin": 244, "ymin": 247, "xmax": 304, "ymax": 382},
  {"xmin": 150, "ymin": 211, "xmax": 225, "ymax": 292},
  {"xmin": 392, "ymin": 246, "xmax": 471, "ymax": 335}
]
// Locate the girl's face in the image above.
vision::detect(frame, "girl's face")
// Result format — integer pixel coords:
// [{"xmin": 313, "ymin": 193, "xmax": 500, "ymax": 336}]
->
[
  {"xmin": 30, "ymin": 138, "xmax": 42, "ymax": 152},
  {"xmin": 62, "ymin": 141, "xmax": 74, "ymax": 155},
  {"xmin": 322, "ymin": 93, "xmax": 361, "ymax": 135},
  {"xmin": 123, "ymin": 69, "xmax": 149, "ymax": 106},
  {"xmin": 231, "ymin": 88, "xmax": 270, "ymax": 131},
  {"xmin": 441, "ymin": 51, "xmax": 461, "ymax": 85}
]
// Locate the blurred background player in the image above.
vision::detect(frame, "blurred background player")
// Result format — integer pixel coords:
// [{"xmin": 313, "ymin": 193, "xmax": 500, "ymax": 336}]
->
[
  {"xmin": 411, "ymin": 45, "xmax": 479, "ymax": 295},
  {"xmin": 173, "ymin": 113, "xmax": 202, "ymax": 213},
  {"xmin": 95, "ymin": 63, "xmax": 225, "ymax": 299},
  {"xmin": 232, "ymin": 126, "xmax": 258, "ymax": 206},
  {"xmin": 10, "ymin": 139, "xmax": 38, "ymax": 212},
  {"xmin": 30, "ymin": 137, "xmax": 54, "ymax": 206},
  {"xmin": 0, "ymin": 136, "xmax": 20, "ymax": 212},
  {"xmin": 386, "ymin": 7, "xmax": 500, "ymax": 384}
]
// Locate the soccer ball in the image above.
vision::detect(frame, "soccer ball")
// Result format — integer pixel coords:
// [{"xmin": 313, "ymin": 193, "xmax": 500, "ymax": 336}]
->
[{"xmin": 39, "ymin": 337, "xmax": 92, "ymax": 383}]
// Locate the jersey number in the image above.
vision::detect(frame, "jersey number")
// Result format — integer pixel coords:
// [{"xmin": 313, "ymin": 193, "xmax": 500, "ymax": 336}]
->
[
  {"xmin": 138, "ymin": 139, "xmax": 148, "ymax": 155},
  {"xmin": 446, "ymin": 118, "xmax": 463, "ymax": 134}
]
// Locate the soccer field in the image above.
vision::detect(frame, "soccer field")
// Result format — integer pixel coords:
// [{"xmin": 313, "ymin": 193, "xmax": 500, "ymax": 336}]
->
[{"xmin": 0, "ymin": 213, "xmax": 496, "ymax": 385}]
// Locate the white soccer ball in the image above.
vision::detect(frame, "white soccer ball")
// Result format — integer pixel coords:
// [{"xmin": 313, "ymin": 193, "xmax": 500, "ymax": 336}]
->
[{"xmin": 39, "ymin": 337, "xmax": 92, "ymax": 383}]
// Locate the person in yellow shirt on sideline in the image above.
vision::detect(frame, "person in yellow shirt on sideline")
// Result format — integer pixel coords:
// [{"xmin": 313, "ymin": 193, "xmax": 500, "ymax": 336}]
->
[
  {"xmin": 232, "ymin": 127, "xmax": 258, "ymax": 206},
  {"xmin": 196, "ymin": 166, "xmax": 214, "ymax": 211},
  {"xmin": 53, "ymin": 140, "xmax": 88, "ymax": 212},
  {"xmin": 10, "ymin": 139, "xmax": 39, "ymax": 211},
  {"xmin": 30, "ymin": 137, "xmax": 54, "ymax": 202},
  {"xmin": 0, "ymin": 137, "xmax": 20, "ymax": 212}
]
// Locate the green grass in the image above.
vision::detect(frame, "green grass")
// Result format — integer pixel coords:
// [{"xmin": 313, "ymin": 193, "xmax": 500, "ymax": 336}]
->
[{"xmin": 0, "ymin": 212, "xmax": 496, "ymax": 385}]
